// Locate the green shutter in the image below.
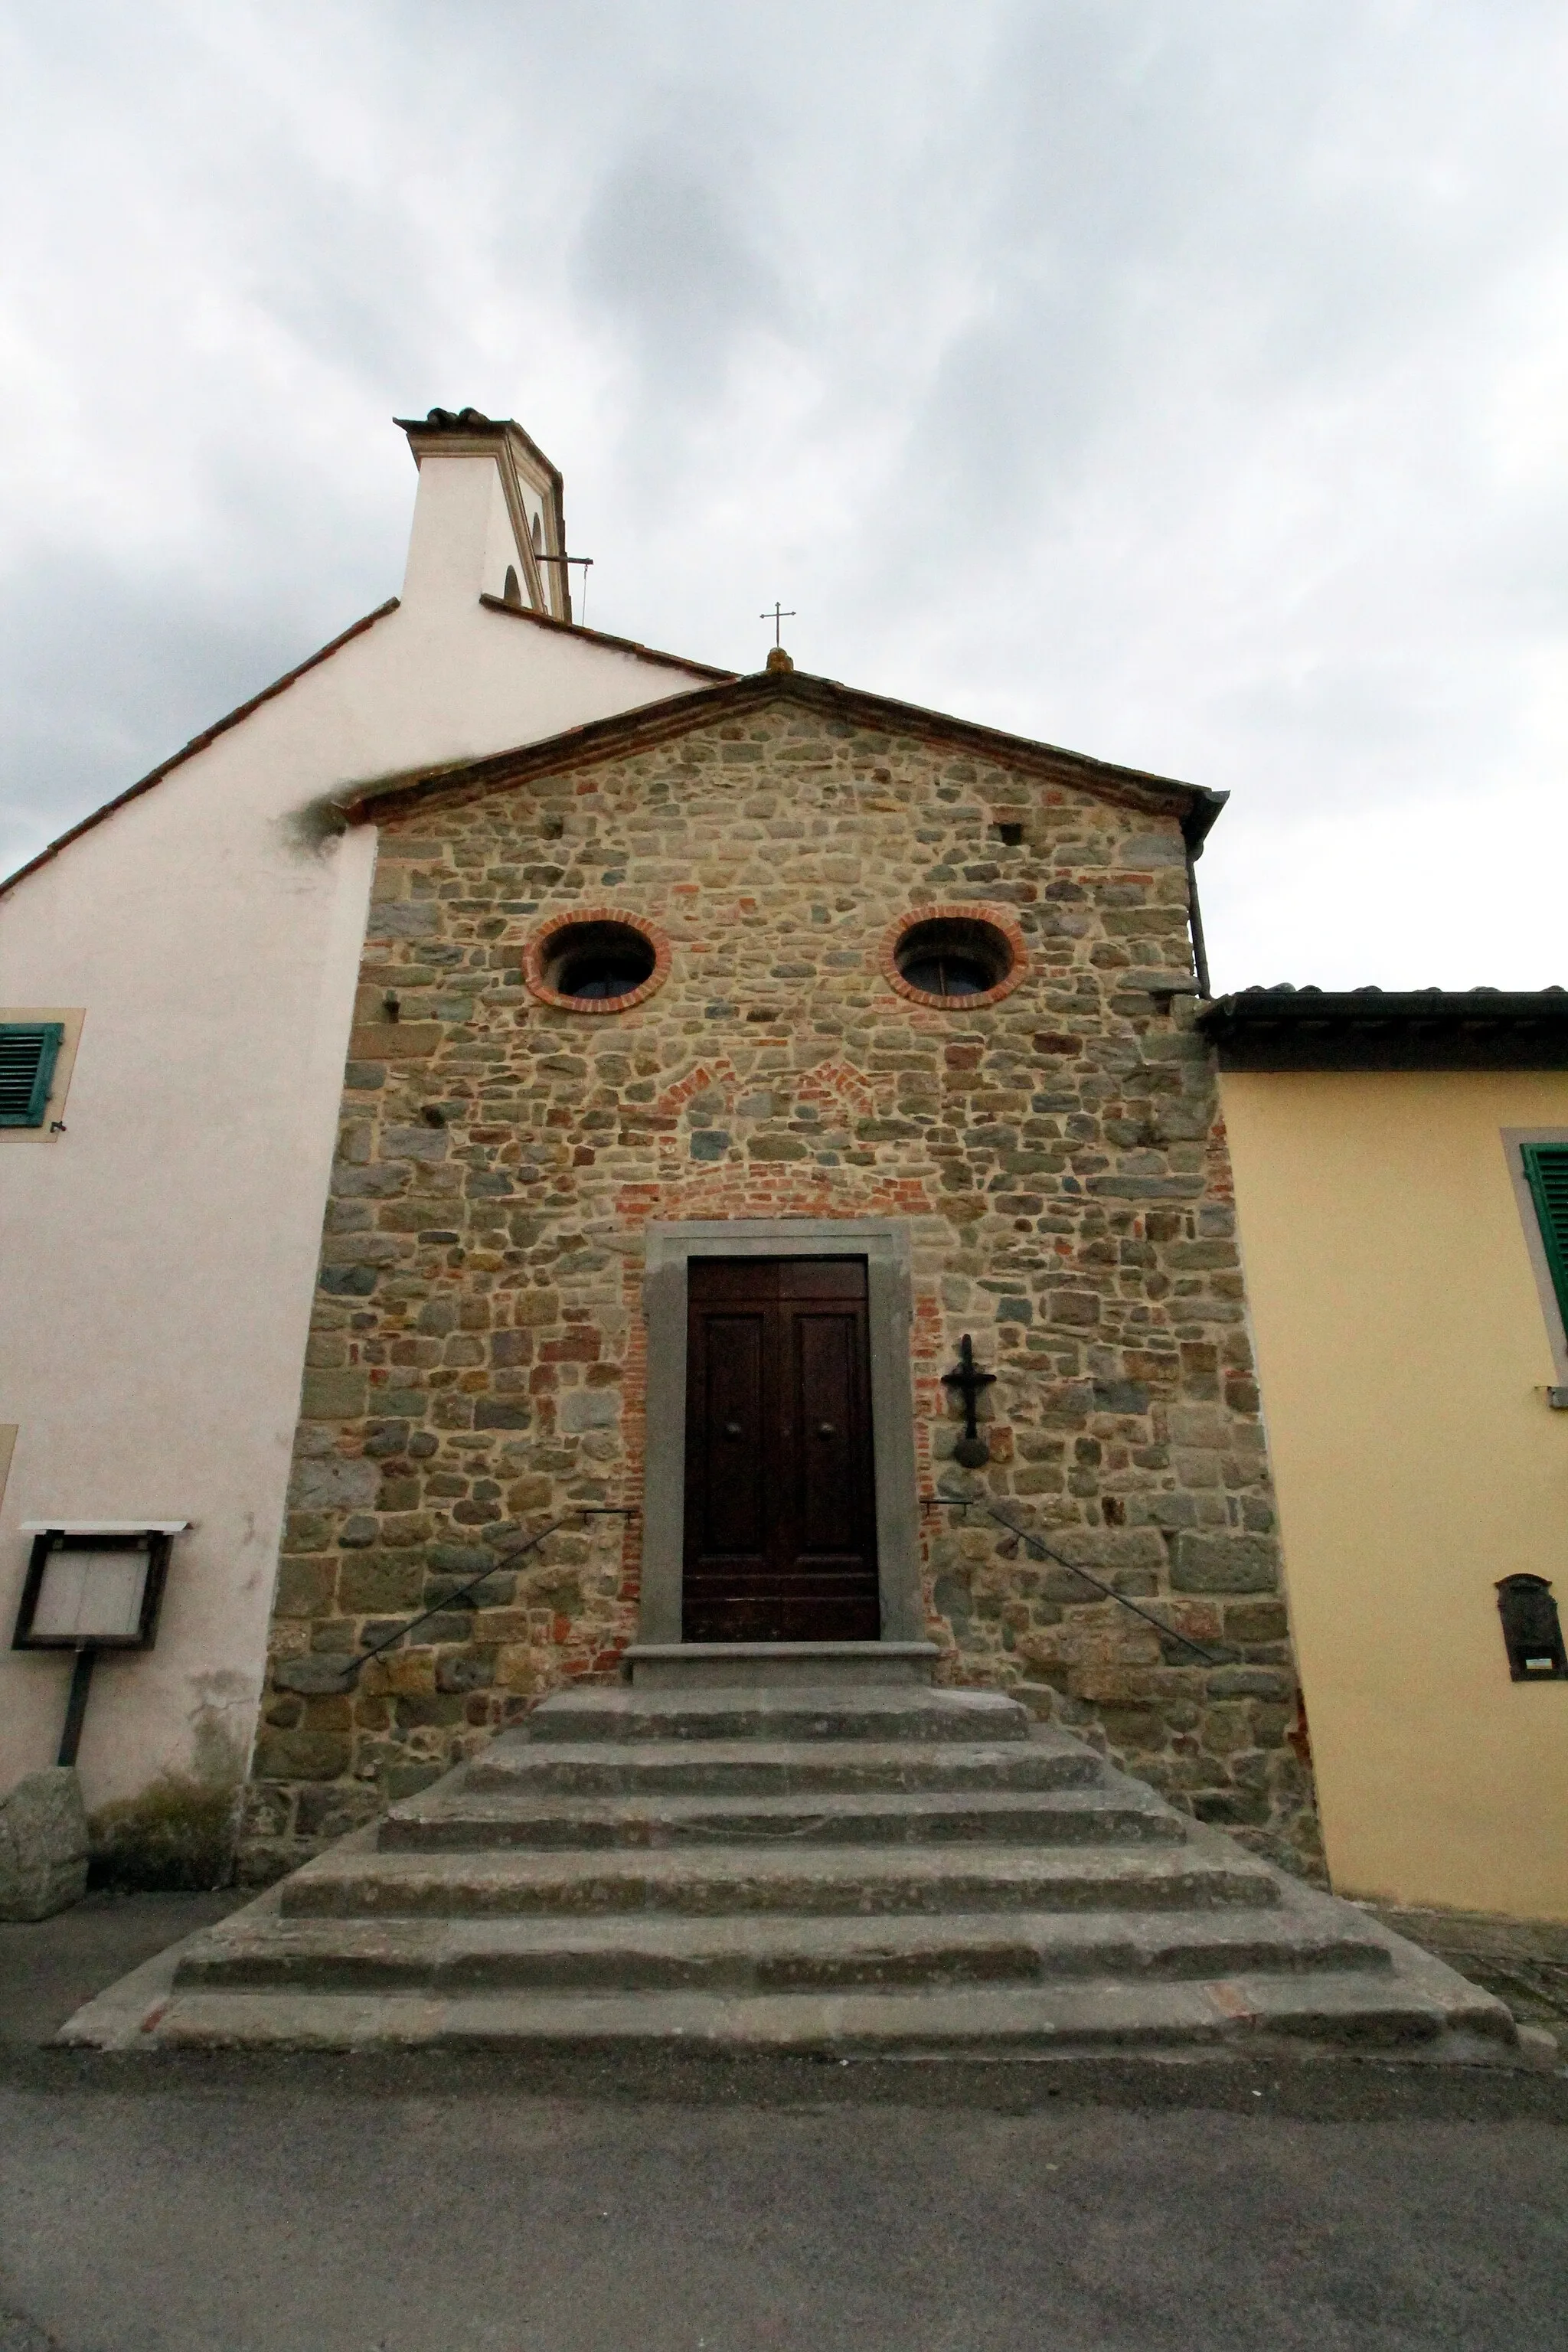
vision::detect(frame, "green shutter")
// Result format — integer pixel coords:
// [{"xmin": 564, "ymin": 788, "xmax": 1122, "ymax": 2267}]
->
[
  {"xmin": 0, "ymin": 1023, "xmax": 63, "ymax": 1127},
  {"xmin": 1522, "ymin": 1143, "xmax": 1568, "ymax": 1331}
]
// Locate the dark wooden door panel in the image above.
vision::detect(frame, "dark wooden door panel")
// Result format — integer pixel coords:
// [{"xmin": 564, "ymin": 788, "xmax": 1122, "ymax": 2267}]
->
[
  {"xmin": 788, "ymin": 1308, "xmax": 862, "ymax": 1560},
  {"xmin": 683, "ymin": 1258, "xmax": 879, "ymax": 1643},
  {"xmin": 691, "ymin": 1312, "xmax": 766, "ymax": 1562}
]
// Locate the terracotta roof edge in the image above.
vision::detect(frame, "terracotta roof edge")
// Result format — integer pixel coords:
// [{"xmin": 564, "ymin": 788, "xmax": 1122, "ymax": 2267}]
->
[
  {"xmin": 783, "ymin": 672, "xmax": 1217, "ymax": 815},
  {"xmin": 341, "ymin": 666, "xmax": 1220, "ymax": 833},
  {"xmin": 337, "ymin": 675, "xmax": 736, "ymax": 824},
  {"xmin": 475, "ymin": 593, "xmax": 736, "ymax": 680},
  {"xmin": 1199, "ymin": 987, "xmax": 1568, "ymax": 1023}
]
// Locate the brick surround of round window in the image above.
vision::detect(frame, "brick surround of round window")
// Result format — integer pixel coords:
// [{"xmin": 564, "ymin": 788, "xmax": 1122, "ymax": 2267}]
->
[
  {"xmin": 523, "ymin": 909, "xmax": 671, "ymax": 1014},
  {"xmin": 880, "ymin": 905, "xmax": 1029, "ymax": 1011}
]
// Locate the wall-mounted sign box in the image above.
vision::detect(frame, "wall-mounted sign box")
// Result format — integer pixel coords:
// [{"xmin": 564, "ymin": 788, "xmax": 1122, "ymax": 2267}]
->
[
  {"xmin": 12, "ymin": 1524, "xmax": 188, "ymax": 1766},
  {"xmin": 13, "ymin": 1524, "xmax": 185, "ymax": 1651}
]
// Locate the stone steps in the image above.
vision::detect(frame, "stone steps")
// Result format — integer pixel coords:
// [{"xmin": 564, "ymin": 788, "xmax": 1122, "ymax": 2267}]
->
[
  {"xmin": 379, "ymin": 1785, "xmax": 1184, "ymax": 1853},
  {"xmin": 278, "ymin": 1834, "xmax": 1284, "ymax": 1919},
  {"xmin": 174, "ymin": 1896, "xmax": 1397, "ymax": 1997},
  {"xmin": 144, "ymin": 1969, "xmax": 1512, "ymax": 2057},
  {"xmin": 522, "ymin": 1685, "xmax": 1034, "ymax": 1745},
  {"xmin": 60, "ymin": 1674, "xmax": 1524, "ymax": 2063},
  {"xmin": 464, "ymin": 1734, "xmax": 1099, "ymax": 1798}
]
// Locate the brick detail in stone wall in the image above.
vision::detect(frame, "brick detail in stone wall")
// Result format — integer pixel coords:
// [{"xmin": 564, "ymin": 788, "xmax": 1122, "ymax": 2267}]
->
[
  {"xmin": 240, "ymin": 699, "xmax": 1321, "ymax": 1882},
  {"xmin": 521, "ymin": 906, "xmax": 671, "ymax": 1014},
  {"xmin": 880, "ymin": 903, "xmax": 1030, "ymax": 1011}
]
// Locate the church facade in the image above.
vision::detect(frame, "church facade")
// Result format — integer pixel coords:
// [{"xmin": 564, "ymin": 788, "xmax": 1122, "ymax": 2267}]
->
[
  {"xmin": 12, "ymin": 407, "xmax": 1568, "ymax": 1933},
  {"xmin": 244, "ymin": 662, "xmax": 1317, "ymax": 1880}
]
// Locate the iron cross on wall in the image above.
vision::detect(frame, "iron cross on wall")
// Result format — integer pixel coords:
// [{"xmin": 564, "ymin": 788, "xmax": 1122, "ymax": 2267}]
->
[{"xmin": 942, "ymin": 1334, "xmax": 995, "ymax": 1468}]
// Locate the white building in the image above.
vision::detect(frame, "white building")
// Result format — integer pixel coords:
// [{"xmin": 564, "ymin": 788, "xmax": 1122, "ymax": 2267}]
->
[{"xmin": 0, "ymin": 410, "xmax": 727, "ymax": 1841}]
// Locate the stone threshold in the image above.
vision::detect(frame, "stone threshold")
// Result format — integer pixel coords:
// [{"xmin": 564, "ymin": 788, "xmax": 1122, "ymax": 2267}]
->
[{"xmin": 621, "ymin": 1643, "xmax": 940, "ymax": 1690}]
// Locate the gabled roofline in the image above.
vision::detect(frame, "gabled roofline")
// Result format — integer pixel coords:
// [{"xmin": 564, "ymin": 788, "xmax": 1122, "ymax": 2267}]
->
[
  {"xmin": 338, "ymin": 665, "xmax": 1227, "ymax": 842},
  {"xmin": 475, "ymin": 593, "xmax": 736, "ymax": 681},
  {"xmin": 0, "ymin": 590, "xmax": 736, "ymax": 900},
  {"xmin": 1, "ymin": 599, "xmax": 402, "ymax": 900}
]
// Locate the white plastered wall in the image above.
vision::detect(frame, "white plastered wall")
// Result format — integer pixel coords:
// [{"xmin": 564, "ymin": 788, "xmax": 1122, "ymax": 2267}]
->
[{"xmin": 0, "ymin": 436, "xmax": 714, "ymax": 1811}]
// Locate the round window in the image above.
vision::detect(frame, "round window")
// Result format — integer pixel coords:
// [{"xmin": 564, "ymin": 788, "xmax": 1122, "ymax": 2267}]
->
[
  {"xmin": 885, "ymin": 911, "xmax": 1024, "ymax": 1008},
  {"xmin": 524, "ymin": 913, "xmax": 669, "ymax": 1014}
]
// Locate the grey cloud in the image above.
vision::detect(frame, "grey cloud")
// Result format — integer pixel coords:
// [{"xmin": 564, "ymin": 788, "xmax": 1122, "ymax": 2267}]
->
[
  {"xmin": 576, "ymin": 142, "xmax": 789, "ymax": 398},
  {"xmin": 2, "ymin": 0, "xmax": 1565, "ymax": 985},
  {"xmin": 0, "ymin": 542, "xmax": 390, "ymax": 877}
]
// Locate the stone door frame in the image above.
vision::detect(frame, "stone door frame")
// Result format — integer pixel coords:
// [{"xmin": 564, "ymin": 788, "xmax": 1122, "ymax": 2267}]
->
[{"xmin": 639, "ymin": 1219, "xmax": 923, "ymax": 1645}]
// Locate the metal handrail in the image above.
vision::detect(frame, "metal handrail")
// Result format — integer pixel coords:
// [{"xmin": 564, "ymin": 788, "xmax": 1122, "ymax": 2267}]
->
[
  {"xmin": 930, "ymin": 1492, "xmax": 1220, "ymax": 1664},
  {"xmin": 272, "ymin": 1507, "xmax": 638, "ymax": 1694}
]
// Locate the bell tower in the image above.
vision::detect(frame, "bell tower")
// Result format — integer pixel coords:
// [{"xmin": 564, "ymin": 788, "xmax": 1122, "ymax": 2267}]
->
[{"xmin": 394, "ymin": 406, "xmax": 571, "ymax": 621}]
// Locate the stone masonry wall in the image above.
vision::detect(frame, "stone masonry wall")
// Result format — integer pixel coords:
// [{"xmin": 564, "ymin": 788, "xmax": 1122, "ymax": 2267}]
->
[{"xmin": 241, "ymin": 691, "xmax": 1321, "ymax": 1880}]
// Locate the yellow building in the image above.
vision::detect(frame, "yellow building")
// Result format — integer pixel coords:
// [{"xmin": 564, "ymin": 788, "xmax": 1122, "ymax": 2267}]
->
[{"xmin": 1203, "ymin": 987, "xmax": 1568, "ymax": 1921}]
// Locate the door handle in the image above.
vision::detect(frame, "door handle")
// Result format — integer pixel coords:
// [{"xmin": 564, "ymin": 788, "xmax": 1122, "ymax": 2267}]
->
[
  {"xmin": 724, "ymin": 1421, "xmax": 743, "ymax": 1437},
  {"xmin": 818, "ymin": 1422, "xmax": 835, "ymax": 1437}
]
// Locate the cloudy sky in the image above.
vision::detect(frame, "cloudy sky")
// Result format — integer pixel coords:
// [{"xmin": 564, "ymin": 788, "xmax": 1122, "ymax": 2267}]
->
[{"xmin": 2, "ymin": 1, "xmax": 1564, "ymax": 988}]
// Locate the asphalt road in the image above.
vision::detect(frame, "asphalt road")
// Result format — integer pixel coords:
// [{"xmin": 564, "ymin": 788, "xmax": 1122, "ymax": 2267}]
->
[
  {"xmin": 2, "ymin": 1896, "xmax": 1566, "ymax": 2350},
  {"xmin": 4, "ymin": 2079, "xmax": 1568, "ymax": 2352}
]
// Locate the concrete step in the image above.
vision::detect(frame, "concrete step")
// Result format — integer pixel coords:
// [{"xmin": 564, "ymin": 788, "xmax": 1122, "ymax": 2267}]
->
[
  {"xmin": 142, "ymin": 1966, "xmax": 1516, "ymax": 2057},
  {"xmin": 377, "ymin": 1785, "xmax": 1185, "ymax": 1853},
  {"xmin": 464, "ymin": 1733, "xmax": 1100, "ymax": 1798},
  {"xmin": 279, "ymin": 1834, "xmax": 1281, "ymax": 1921},
  {"xmin": 524, "ymin": 1684, "xmax": 1034, "ymax": 1746},
  {"xmin": 175, "ymin": 1896, "xmax": 1396, "ymax": 1998}
]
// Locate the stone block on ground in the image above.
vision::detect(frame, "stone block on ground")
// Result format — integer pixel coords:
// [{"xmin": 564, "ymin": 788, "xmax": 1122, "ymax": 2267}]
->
[{"xmin": 0, "ymin": 1768, "xmax": 89, "ymax": 1922}]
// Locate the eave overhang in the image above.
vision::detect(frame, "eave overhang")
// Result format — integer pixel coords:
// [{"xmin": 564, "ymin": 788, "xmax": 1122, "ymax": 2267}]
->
[{"xmin": 1198, "ymin": 986, "xmax": 1568, "ymax": 1071}]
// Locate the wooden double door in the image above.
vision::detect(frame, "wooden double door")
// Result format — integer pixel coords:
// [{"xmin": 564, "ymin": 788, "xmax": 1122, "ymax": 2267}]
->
[{"xmin": 681, "ymin": 1257, "xmax": 880, "ymax": 1642}]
